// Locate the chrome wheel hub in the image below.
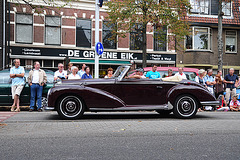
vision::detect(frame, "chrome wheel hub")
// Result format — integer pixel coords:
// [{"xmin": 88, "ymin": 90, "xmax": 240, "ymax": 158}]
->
[{"xmin": 66, "ymin": 101, "xmax": 76, "ymax": 112}]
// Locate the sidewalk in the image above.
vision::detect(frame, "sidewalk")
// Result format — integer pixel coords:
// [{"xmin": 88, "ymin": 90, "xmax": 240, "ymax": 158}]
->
[{"xmin": 0, "ymin": 106, "xmax": 30, "ymax": 111}]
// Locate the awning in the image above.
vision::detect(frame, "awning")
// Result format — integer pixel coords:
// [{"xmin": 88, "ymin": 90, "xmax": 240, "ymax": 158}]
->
[{"xmin": 70, "ymin": 59, "xmax": 131, "ymax": 65}]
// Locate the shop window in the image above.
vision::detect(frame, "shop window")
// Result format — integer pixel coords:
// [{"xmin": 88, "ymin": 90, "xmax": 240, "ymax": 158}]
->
[
  {"xmin": 76, "ymin": 19, "xmax": 92, "ymax": 48},
  {"xmin": 185, "ymin": 27, "xmax": 212, "ymax": 50},
  {"xmin": 16, "ymin": 14, "xmax": 33, "ymax": 43},
  {"xmin": 102, "ymin": 21, "xmax": 117, "ymax": 49},
  {"xmin": 45, "ymin": 16, "xmax": 61, "ymax": 45},
  {"xmin": 54, "ymin": 60, "xmax": 63, "ymax": 67},
  {"xmin": 225, "ymin": 31, "xmax": 237, "ymax": 53},
  {"xmin": 154, "ymin": 26, "xmax": 167, "ymax": 51},
  {"xmin": 190, "ymin": 0, "xmax": 231, "ymax": 16},
  {"xmin": 130, "ymin": 23, "xmax": 143, "ymax": 50},
  {"xmin": 43, "ymin": 60, "xmax": 53, "ymax": 68}
]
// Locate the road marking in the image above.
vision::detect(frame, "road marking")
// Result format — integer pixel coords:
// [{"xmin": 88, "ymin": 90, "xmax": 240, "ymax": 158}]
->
[{"xmin": 0, "ymin": 112, "xmax": 18, "ymax": 122}]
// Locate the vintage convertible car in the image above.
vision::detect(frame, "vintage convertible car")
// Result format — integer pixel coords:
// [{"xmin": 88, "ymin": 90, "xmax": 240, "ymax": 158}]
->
[{"xmin": 46, "ymin": 66, "xmax": 219, "ymax": 119}]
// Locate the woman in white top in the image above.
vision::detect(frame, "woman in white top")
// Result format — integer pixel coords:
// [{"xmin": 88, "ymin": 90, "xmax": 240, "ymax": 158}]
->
[
  {"xmin": 195, "ymin": 69, "xmax": 207, "ymax": 87},
  {"xmin": 68, "ymin": 66, "xmax": 81, "ymax": 80}
]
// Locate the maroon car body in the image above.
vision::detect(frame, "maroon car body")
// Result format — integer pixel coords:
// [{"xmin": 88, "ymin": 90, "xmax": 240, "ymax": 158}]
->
[{"xmin": 46, "ymin": 66, "xmax": 219, "ymax": 119}]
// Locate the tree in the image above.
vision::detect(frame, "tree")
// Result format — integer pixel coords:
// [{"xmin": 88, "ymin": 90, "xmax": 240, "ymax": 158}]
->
[{"xmin": 105, "ymin": 0, "xmax": 192, "ymax": 68}]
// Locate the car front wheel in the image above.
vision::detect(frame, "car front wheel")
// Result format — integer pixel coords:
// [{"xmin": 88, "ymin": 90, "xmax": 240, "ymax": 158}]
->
[
  {"xmin": 173, "ymin": 95, "xmax": 198, "ymax": 119},
  {"xmin": 57, "ymin": 96, "xmax": 85, "ymax": 120}
]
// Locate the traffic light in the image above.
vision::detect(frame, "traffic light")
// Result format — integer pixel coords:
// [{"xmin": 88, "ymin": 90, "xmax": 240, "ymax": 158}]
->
[{"xmin": 99, "ymin": 0, "xmax": 103, "ymax": 7}]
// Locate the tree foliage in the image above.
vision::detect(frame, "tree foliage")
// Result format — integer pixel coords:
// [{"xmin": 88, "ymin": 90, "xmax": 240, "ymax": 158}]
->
[{"xmin": 105, "ymin": 0, "xmax": 192, "ymax": 67}]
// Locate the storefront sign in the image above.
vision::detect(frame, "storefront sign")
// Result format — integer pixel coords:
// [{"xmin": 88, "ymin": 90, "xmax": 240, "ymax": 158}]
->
[{"xmin": 10, "ymin": 46, "xmax": 176, "ymax": 62}]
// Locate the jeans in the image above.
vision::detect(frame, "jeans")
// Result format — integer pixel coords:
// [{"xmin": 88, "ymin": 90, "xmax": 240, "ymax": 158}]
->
[{"xmin": 30, "ymin": 84, "xmax": 43, "ymax": 110}]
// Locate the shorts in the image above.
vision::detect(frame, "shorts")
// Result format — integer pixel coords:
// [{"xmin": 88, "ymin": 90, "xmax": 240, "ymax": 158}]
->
[{"xmin": 11, "ymin": 85, "xmax": 24, "ymax": 99}]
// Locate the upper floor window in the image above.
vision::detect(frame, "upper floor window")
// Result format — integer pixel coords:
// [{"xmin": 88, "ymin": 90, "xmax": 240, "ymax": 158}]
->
[
  {"xmin": 76, "ymin": 19, "xmax": 92, "ymax": 48},
  {"xmin": 16, "ymin": 14, "xmax": 33, "ymax": 44},
  {"xmin": 154, "ymin": 26, "xmax": 167, "ymax": 51},
  {"xmin": 225, "ymin": 31, "xmax": 237, "ymax": 53},
  {"xmin": 185, "ymin": 27, "xmax": 212, "ymax": 50},
  {"xmin": 130, "ymin": 23, "xmax": 143, "ymax": 50},
  {"xmin": 45, "ymin": 16, "xmax": 61, "ymax": 45},
  {"xmin": 102, "ymin": 21, "xmax": 117, "ymax": 49},
  {"xmin": 190, "ymin": 0, "xmax": 231, "ymax": 16}
]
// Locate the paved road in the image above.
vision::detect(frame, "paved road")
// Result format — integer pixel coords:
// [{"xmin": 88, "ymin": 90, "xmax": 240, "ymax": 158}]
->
[{"xmin": 0, "ymin": 111, "xmax": 240, "ymax": 160}]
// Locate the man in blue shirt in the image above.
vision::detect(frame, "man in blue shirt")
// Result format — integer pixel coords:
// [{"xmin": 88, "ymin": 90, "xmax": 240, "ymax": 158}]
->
[
  {"xmin": 10, "ymin": 59, "xmax": 25, "ymax": 112},
  {"xmin": 146, "ymin": 64, "xmax": 161, "ymax": 79},
  {"xmin": 223, "ymin": 68, "xmax": 239, "ymax": 105},
  {"xmin": 204, "ymin": 69, "xmax": 216, "ymax": 95},
  {"xmin": 78, "ymin": 64, "xmax": 86, "ymax": 78}
]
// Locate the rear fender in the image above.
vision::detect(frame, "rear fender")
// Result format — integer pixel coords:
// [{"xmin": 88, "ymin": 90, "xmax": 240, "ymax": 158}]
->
[{"xmin": 167, "ymin": 84, "xmax": 216, "ymax": 106}]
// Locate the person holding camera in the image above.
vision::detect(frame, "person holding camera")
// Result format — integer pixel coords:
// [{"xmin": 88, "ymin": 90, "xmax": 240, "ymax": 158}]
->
[{"xmin": 223, "ymin": 68, "xmax": 239, "ymax": 105}]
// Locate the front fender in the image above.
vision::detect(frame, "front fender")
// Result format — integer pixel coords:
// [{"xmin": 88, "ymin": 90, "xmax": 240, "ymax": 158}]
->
[
  {"xmin": 48, "ymin": 85, "xmax": 126, "ymax": 109},
  {"xmin": 167, "ymin": 84, "xmax": 216, "ymax": 106}
]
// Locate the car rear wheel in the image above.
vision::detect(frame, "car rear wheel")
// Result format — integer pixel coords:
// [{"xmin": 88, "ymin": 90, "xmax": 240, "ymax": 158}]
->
[
  {"xmin": 156, "ymin": 110, "xmax": 172, "ymax": 116},
  {"xmin": 173, "ymin": 95, "xmax": 198, "ymax": 119},
  {"xmin": 57, "ymin": 96, "xmax": 85, "ymax": 120}
]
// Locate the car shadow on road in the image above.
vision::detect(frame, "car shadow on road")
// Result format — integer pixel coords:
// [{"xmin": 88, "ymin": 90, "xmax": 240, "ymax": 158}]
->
[{"xmin": 46, "ymin": 112, "xmax": 213, "ymax": 121}]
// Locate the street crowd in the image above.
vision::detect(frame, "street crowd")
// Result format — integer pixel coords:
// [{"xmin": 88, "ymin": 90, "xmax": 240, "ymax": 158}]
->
[{"xmin": 9, "ymin": 59, "xmax": 240, "ymax": 112}]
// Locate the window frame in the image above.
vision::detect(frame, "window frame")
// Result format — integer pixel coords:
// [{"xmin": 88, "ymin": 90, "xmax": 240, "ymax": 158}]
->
[
  {"xmin": 153, "ymin": 26, "xmax": 167, "ymax": 51},
  {"xmin": 189, "ymin": 0, "xmax": 232, "ymax": 17},
  {"xmin": 130, "ymin": 23, "xmax": 143, "ymax": 50},
  {"xmin": 45, "ymin": 16, "xmax": 62, "ymax": 46},
  {"xmin": 102, "ymin": 21, "xmax": 117, "ymax": 49},
  {"xmin": 76, "ymin": 18, "xmax": 92, "ymax": 48},
  {"xmin": 15, "ymin": 13, "xmax": 33, "ymax": 44},
  {"xmin": 225, "ymin": 30, "xmax": 237, "ymax": 54},
  {"xmin": 185, "ymin": 26, "xmax": 212, "ymax": 51}
]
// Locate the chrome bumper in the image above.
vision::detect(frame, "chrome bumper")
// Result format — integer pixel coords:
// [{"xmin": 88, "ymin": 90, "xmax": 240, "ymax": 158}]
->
[
  {"xmin": 200, "ymin": 101, "xmax": 220, "ymax": 106},
  {"xmin": 44, "ymin": 106, "xmax": 55, "ymax": 111}
]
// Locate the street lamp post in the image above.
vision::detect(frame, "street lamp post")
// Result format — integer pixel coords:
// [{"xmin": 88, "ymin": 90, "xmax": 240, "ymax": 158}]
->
[{"xmin": 94, "ymin": 0, "xmax": 100, "ymax": 78}]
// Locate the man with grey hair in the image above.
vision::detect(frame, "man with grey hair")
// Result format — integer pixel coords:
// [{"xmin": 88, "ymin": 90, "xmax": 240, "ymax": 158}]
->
[
  {"xmin": 54, "ymin": 63, "xmax": 68, "ymax": 80},
  {"xmin": 27, "ymin": 61, "xmax": 47, "ymax": 112},
  {"xmin": 10, "ymin": 59, "xmax": 25, "ymax": 112},
  {"xmin": 204, "ymin": 69, "xmax": 216, "ymax": 95},
  {"xmin": 175, "ymin": 67, "xmax": 187, "ymax": 79},
  {"xmin": 223, "ymin": 68, "xmax": 239, "ymax": 105}
]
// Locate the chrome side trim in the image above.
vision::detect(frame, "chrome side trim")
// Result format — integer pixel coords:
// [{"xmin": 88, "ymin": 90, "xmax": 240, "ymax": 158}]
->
[
  {"xmin": 44, "ymin": 106, "xmax": 55, "ymax": 110},
  {"xmin": 89, "ymin": 104, "xmax": 171, "ymax": 112},
  {"xmin": 200, "ymin": 101, "xmax": 220, "ymax": 106}
]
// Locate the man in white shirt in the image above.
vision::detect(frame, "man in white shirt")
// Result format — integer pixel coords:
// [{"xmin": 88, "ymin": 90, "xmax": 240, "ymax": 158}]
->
[
  {"xmin": 54, "ymin": 63, "xmax": 68, "ymax": 80},
  {"xmin": 175, "ymin": 67, "xmax": 187, "ymax": 79},
  {"xmin": 27, "ymin": 61, "xmax": 47, "ymax": 112},
  {"xmin": 77, "ymin": 64, "xmax": 86, "ymax": 78}
]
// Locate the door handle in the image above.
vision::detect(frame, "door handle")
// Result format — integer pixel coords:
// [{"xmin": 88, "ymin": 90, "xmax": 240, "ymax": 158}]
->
[{"xmin": 156, "ymin": 86, "xmax": 162, "ymax": 89}]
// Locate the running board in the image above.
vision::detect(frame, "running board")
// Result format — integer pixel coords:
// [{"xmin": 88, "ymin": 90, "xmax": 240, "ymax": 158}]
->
[{"xmin": 89, "ymin": 104, "xmax": 172, "ymax": 112}]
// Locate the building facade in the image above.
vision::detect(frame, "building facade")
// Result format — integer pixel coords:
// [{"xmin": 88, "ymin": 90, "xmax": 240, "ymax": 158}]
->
[
  {"xmin": 178, "ymin": 0, "xmax": 240, "ymax": 75},
  {"xmin": 7, "ymin": 0, "xmax": 176, "ymax": 76}
]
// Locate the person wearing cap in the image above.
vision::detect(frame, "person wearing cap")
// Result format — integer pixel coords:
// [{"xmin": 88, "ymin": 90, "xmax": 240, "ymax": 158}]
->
[
  {"xmin": 104, "ymin": 68, "xmax": 114, "ymax": 78},
  {"xmin": 129, "ymin": 68, "xmax": 146, "ymax": 79}
]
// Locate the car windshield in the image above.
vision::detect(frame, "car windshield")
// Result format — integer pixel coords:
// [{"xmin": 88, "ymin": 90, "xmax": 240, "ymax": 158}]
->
[{"xmin": 113, "ymin": 66, "xmax": 130, "ymax": 79}]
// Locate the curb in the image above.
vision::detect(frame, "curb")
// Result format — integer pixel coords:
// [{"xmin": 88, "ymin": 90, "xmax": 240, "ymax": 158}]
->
[{"xmin": 0, "ymin": 106, "xmax": 30, "ymax": 111}]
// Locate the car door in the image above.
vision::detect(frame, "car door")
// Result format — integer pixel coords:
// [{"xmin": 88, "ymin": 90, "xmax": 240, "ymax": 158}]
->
[
  {"xmin": 113, "ymin": 78, "xmax": 172, "ymax": 106},
  {"xmin": 0, "ymin": 73, "xmax": 12, "ymax": 105}
]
